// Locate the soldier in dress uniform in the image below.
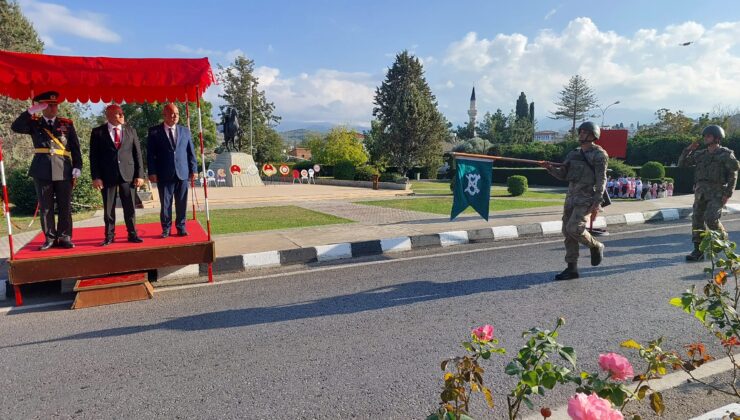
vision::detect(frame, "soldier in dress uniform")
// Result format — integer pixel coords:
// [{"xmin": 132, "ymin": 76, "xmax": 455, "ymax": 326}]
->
[
  {"xmin": 10, "ymin": 91, "xmax": 82, "ymax": 250},
  {"xmin": 678, "ymin": 125, "xmax": 739, "ymax": 261},
  {"xmin": 540, "ymin": 122, "xmax": 608, "ymax": 280}
]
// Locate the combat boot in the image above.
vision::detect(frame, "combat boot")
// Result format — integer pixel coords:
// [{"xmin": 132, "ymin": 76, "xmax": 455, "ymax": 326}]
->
[
  {"xmin": 554, "ymin": 263, "xmax": 579, "ymax": 281},
  {"xmin": 686, "ymin": 243, "xmax": 704, "ymax": 262},
  {"xmin": 590, "ymin": 242, "xmax": 604, "ymax": 266}
]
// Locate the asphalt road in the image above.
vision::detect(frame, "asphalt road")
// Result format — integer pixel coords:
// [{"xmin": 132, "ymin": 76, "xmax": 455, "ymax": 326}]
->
[{"xmin": 2, "ymin": 219, "xmax": 740, "ymax": 419}]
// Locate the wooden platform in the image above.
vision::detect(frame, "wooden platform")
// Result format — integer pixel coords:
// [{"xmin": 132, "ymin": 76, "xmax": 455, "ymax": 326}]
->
[
  {"xmin": 9, "ymin": 220, "xmax": 215, "ymax": 286},
  {"xmin": 72, "ymin": 272, "xmax": 154, "ymax": 309}
]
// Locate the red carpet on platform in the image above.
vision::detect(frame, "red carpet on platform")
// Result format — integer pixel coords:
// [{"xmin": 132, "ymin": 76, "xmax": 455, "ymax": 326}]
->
[{"xmin": 15, "ymin": 220, "xmax": 208, "ymax": 260}]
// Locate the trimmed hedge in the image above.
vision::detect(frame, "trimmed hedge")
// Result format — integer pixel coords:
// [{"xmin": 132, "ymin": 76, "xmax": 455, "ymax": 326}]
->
[
  {"xmin": 507, "ymin": 175, "xmax": 528, "ymax": 196},
  {"xmin": 333, "ymin": 160, "xmax": 356, "ymax": 180},
  {"xmin": 355, "ymin": 165, "xmax": 379, "ymax": 181},
  {"xmin": 640, "ymin": 161, "xmax": 665, "ymax": 181}
]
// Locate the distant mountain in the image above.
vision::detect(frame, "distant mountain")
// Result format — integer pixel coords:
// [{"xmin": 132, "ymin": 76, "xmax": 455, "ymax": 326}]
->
[{"xmin": 279, "ymin": 129, "xmax": 325, "ymax": 145}]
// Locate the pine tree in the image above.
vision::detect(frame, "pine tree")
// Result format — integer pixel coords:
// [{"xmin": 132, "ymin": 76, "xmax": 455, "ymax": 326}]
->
[
  {"xmin": 550, "ymin": 74, "xmax": 598, "ymax": 134},
  {"xmin": 372, "ymin": 50, "xmax": 446, "ymax": 175},
  {"xmin": 0, "ymin": 0, "xmax": 45, "ymax": 169},
  {"xmin": 515, "ymin": 92, "xmax": 529, "ymax": 121},
  {"xmin": 218, "ymin": 55, "xmax": 283, "ymax": 162}
]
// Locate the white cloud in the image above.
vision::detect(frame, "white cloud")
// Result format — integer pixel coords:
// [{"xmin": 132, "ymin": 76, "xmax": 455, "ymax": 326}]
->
[
  {"xmin": 169, "ymin": 44, "xmax": 222, "ymax": 56},
  {"xmin": 39, "ymin": 35, "xmax": 70, "ymax": 53},
  {"xmin": 20, "ymin": 0, "xmax": 121, "ymax": 43},
  {"xmin": 544, "ymin": 6, "xmax": 560, "ymax": 21},
  {"xmin": 440, "ymin": 18, "xmax": 740, "ymax": 126}
]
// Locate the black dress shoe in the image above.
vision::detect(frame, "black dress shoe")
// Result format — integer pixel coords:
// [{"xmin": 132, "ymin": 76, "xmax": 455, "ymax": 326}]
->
[
  {"xmin": 100, "ymin": 237, "xmax": 115, "ymax": 246},
  {"xmin": 38, "ymin": 239, "xmax": 55, "ymax": 251},
  {"xmin": 176, "ymin": 230, "xmax": 189, "ymax": 237},
  {"xmin": 161, "ymin": 231, "xmax": 170, "ymax": 238},
  {"xmin": 58, "ymin": 239, "xmax": 75, "ymax": 249},
  {"xmin": 128, "ymin": 235, "xmax": 143, "ymax": 243}
]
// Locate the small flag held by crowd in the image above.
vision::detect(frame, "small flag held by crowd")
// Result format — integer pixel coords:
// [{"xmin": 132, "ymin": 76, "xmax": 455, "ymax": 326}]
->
[{"xmin": 451, "ymin": 156, "xmax": 492, "ymax": 221}]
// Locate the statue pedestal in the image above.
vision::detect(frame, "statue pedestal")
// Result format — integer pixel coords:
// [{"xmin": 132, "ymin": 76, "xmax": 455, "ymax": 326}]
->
[{"xmin": 207, "ymin": 153, "xmax": 263, "ymax": 187}]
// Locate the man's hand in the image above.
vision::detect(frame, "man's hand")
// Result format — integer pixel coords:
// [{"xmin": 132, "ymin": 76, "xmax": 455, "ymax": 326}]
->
[
  {"xmin": 133, "ymin": 178, "xmax": 144, "ymax": 188},
  {"xmin": 538, "ymin": 161, "xmax": 553, "ymax": 170},
  {"xmin": 189, "ymin": 173, "xmax": 196, "ymax": 182},
  {"xmin": 92, "ymin": 179, "xmax": 103, "ymax": 191},
  {"xmin": 687, "ymin": 142, "xmax": 700, "ymax": 151},
  {"xmin": 148, "ymin": 174, "xmax": 158, "ymax": 183},
  {"xmin": 589, "ymin": 203, "xmax": 601, "ymax": 215},
  {"xmin": 27, "ymin": 103, "xmax": 48, "ymax": 114},
  {"xmin": 723, "ymin": 195, "xmax": 730, "ymax": 206},
  {"xmin": 72, "ymin": 168, "xmax": 81, "ymax": 178}
]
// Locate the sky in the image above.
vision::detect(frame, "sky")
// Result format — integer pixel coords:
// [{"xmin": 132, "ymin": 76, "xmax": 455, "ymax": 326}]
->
[{"xmin": 17, "ymin": 0, "xmax": 740, "ymax": 132}]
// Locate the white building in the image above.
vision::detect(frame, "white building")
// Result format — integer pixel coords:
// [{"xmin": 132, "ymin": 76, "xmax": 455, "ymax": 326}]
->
[{"xmin": 534, "ymin": 130, "xmax": 559, "ymax": 142}]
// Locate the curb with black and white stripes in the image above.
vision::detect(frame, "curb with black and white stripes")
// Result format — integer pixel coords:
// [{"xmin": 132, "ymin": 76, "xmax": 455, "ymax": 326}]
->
[
  {"xmin": 150, "ymin": 206, "xmax": 710, "ymax": 282},
  {"xmin": 2, "ymin": 206, "xmax": 737, "ymax": 295}
]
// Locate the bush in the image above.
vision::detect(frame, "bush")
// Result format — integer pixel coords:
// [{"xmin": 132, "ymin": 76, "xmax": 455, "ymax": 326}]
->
[
  {"xmin": 355, "ymin": 165, "xmax": 379, "ymax": 181},
  {"xmin": 641, "ymin": 161, "xmax": 666, "ymax": 181},
  {"xmin": 333, "ymin": 160, "xmax": 356, "ymax": 180},
  {"xmin": 379, "ymin": 172, "xmax": 397, "ymax": 182},
  {"xmin": 607, "ymin": 158, "xmax": 636, "ymax": 177},
  {"xmin": 507, "ymin": 175, "xmax": 528, "ymax": 196},
  {"xmin": 7, "ymin": 167, "xmax": 37, "ymax": 215},
  {"xmin": 71, "ymin": 156, "xmax": 103, "ymax": 213}
]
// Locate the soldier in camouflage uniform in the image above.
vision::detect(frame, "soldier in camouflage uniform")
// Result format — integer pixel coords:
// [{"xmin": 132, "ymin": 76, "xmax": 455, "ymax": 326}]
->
[
  {"xmin": 678, "ymin": 125, "xmax": 739, "ymax": 261},
  {"xmin": 540, "ymin": 122, "xmax": 608, "ymax": 280},
  {"xmin": 11, "ymin": 91, "xmax": 82, "ymax": 250}
]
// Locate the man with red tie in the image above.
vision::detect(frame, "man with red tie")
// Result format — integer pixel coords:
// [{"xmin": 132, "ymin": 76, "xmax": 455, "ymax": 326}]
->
[{"xmin": 89, "ymin": 104, "xmax": 145, "ymax": 246}]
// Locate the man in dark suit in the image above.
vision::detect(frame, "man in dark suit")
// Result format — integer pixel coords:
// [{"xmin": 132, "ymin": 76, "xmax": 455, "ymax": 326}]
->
[
  {"xmin": 147, "ymin": 103, "xmax": 198, "ymax": 237},
  {"xmin": 90, "ymin": 104, "xmax": 145, "ymax": 246},
  {"xmin": 11, "ymin": 91, "xmax": 82, "ymax": 250}
]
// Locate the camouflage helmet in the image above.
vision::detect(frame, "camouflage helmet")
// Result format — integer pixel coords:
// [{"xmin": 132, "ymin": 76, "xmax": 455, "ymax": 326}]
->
[
  {"xmin": 578, "ymin": 121, "xmax": 601, "ymax": 140},
  {"xmin": 702, "ymin": 125, "xmax": 725, "ymax": 140}
]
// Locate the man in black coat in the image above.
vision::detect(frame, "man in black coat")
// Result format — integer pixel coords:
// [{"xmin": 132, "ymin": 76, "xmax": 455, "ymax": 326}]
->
[
  {"xmin": 89, "ymin": 104, "xmax": 145, "ymax": 246},
  {"xmin": 11, "ymin": 91, "xmax": 82, "ymax": 250}
]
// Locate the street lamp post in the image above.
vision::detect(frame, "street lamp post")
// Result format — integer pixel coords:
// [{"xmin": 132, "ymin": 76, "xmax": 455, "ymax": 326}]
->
[{"xmin": 595, "ymin": 100, "xmax": 620, "ymax": 127}]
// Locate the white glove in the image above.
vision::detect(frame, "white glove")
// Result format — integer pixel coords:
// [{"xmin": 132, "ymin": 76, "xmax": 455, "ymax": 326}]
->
[
  {"xmin": 28, "ymin": 103, "xmax": 48, "ymax": 114},
  {"xmin": 72, "ymin": 168, "xmax": 81, "ymax": 178}
]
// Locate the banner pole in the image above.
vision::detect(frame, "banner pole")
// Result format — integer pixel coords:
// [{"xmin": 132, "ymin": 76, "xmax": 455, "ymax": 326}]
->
[
  {"xmin": 451, "ymin": 152, "xmax": 564, "ymax": 166},
  {"xmin": 196, "ymin": 87, "xmax": 213, "ymax": 283},
  {"xmin": 185, "ymin": 96, "xmax": 196, "ymax": 221}
]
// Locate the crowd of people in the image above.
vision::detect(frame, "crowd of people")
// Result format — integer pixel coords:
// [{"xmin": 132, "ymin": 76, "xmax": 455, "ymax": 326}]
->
[{"xmin": 606, "ymin": 176, "xmax": 674, "ymax": 200}]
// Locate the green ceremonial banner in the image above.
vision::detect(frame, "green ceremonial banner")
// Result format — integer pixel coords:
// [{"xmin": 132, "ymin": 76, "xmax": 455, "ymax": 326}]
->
[{"xmin": 451, "ymin": 157, "xmax": 493, "ymax": 221}]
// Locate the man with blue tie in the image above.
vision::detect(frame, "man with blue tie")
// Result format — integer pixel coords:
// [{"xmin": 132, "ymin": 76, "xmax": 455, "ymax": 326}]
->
[{"xmin": 147, "ymin": 103, "xmax": 198, "ymax": 238}]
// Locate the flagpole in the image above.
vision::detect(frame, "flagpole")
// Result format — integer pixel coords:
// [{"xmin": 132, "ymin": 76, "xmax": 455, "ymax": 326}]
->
[{"xmin": 451, "ymin": 152, "xmax": 564, "ymax": 166}]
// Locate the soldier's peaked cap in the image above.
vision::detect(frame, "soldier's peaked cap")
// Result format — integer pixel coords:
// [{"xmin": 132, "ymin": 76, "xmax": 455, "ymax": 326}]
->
[{"xmin": 33, "ymin": 91, "xmax": 60, "ymax": 104}]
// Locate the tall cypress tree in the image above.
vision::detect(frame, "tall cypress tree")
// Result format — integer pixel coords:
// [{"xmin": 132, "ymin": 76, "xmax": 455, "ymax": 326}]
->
[
  {"xmin": 529, "ymin": 102, "xmax": 535, "ymax": 124},
  {"xmin": 515, "ymin": 92, "xmax": 529, "ymax": 121},
  {"xmin": 372, "ymin": 50, "xmax": 446, "ymax": 175}
]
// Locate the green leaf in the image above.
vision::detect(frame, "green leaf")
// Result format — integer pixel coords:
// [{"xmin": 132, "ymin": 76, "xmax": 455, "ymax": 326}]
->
[
  {"xmin": 620, "ymin": 339, "xmax": 642, "ymax": 350},
  {"xmin": 462, "ymin": 342, "xmax": 474, "ymax": 352},
  {"xmin": 650, "ymin": 391, "xmax": 665, "ymax": 415},
  {"xmin": 694, "ymin": 309, "xmax": 708, "ymax": 323},
  {"xmin": 521, "ymin": 371, "xmax": 538, "ymax": 387},
  {"xmin": 559, "ymin": 347, "xmax": 577, "ymax": 367},
  {"xmin": 610, "ymin": 387, "xmax": 627, "ymax": 406},
  {"xmin": 505, "ymin": 362, "xmax": 522, "ymax": 376},
  {"xmin": 542, "ymin": 372, "xmax": 557, "ymax": 389},
  {"xmin": 483, "ymin": 387, "xmax": 494, "ymax": 408},
  {"xmin": 669, "ymin": 297, "xmax": 683, "ymax": 307}
]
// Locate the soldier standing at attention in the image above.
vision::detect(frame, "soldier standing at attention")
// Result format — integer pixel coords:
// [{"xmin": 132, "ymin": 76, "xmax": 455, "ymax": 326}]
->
[
  {"xmin": 539, "ymin": 122, "xmax": 608, "ymax": 280},
  {"xmin": 11, "ymin": 91, "xmax": 83, "ymax": 250},
  {"xmin": 678, "ymin": 125, "xmax": 739, "ymax": 261}
]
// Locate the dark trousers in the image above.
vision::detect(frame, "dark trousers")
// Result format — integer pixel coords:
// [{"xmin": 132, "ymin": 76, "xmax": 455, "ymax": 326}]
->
[
  {"xmin": 102, "ymin": 177, "xmax": 137, "ymax": 239},
  {"xmin": 34, "ymin": 178, "xmax": 73, "ymax": 241},
  {"xmin": 157, "ymin": 179, "xmax": 188, "ymax": 232}
]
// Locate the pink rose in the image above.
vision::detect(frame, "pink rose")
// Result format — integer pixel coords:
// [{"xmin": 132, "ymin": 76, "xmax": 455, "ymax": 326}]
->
[
  {"xmin": 471, "ymin": 325, "xmax": 494, "ymax": 342},
  {"xmin": 598, "ymin": 353, "xmax": 634, "ymax": 381},
  {"xmin": 567, "ymin": 393, "xmax": 624, "ymax": 420}
]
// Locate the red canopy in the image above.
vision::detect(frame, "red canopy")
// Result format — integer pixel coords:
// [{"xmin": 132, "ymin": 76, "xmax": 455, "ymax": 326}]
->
[{"xmin": 0, "ymin": 50, "xmax": 215, "ymax": 103}]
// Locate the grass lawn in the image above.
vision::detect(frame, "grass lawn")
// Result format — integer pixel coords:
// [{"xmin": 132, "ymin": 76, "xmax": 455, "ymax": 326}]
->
[
  {"xmin": 361, "ymin": 197, "xmax": 560, "ymax": 215},
  {"xmin": 410, "ymin": 181, "xmax": 565, "ymax": 200},
  {"xmin": 0, "ymin": 210, "xmax": 96, "ymax": 237},
  {"xmin": 134, "ymin": 206, "xmax": 352, "ymax": 235}
]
